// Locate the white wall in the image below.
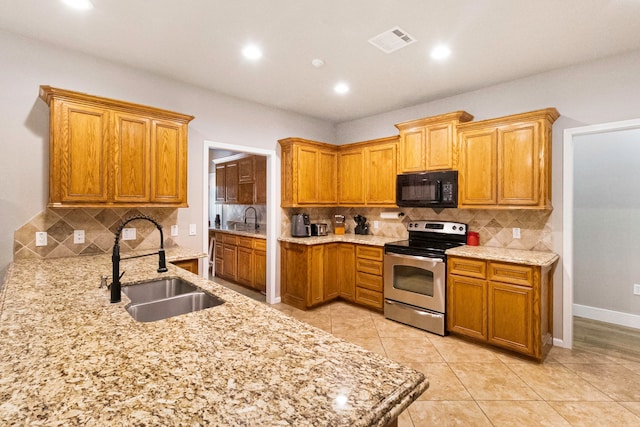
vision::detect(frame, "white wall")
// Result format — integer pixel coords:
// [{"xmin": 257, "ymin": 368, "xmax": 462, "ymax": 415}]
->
[
  {"xmin": 335, "ymin": 48, "xmax": 640, "ymax": 340},
  {"xmin": 0, "ymin": 30, "xmax": 336, "ymax": 278}
]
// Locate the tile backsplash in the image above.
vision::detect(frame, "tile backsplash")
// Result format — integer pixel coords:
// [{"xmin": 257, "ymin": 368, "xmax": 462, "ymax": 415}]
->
[
  {"xmin": 14, "ymin": 208, "xmax": 179, "ymax": 261},
  {"xmin": 282, "ymin": 207, "xmax": 552, "ymax": 251}
]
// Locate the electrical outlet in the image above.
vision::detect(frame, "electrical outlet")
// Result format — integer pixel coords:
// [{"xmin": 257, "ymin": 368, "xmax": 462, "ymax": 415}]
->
[
  {"xmin": 512, "ymin": 228, "xmax": 521, "ymax": 239},
  {"xmin": 35, "ymin": 231, "xmax": 47, "ymax": 247},
  {"xmin": 634, "ymin": 284, "xmax": 640, "ymax": 296},
  {"xmin": 373, "ymin": 221, "xmax": 380, "ymax": 229},
  {"xmin": 189, "ymin": 224, "xmax": 197, "ymax": 236},
  {"xmin": 171, "ymin": 225, "xmax": 179, "ymax": 237},
  {"xmin": 73, "ymin": 229, "xmax": 85, "ymax": 244},
  {"xmin": 122, "ymin": 228, "xmax": 136, "ymax": 241}
]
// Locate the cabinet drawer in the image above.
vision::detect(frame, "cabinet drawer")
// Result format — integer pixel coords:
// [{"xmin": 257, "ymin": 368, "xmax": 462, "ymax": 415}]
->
[
  {"xmin": 222, "ymin": 234, "xmax": 238, "ymax": 245},
  {"xmin": 488, "ymin": 262, "xmax": 534, "ymax": 287},
  {"xmin": 356, "ymin": 245, "xmax": 384, "ymax": 261},
  {"xmin": 237, "ymin": 236, "xmax": 254, "ymax": 249},
  {"xmin": 356, "ymin": 258, "xmax": 383, "ymax": 276},
  {"xmin": 355, "ymin": 287, "xmax": 383, "ymax": 310},
  {"xmin": 356, "ymin": 271, "xmax": 383, "ymax": 292},
  {"xmin": 254, "ymin": 238, "xmax": 266, "ymax": 251},
  {"xmin": 449, "ymin": 257, "xmax": 487, "ymax": 279}
]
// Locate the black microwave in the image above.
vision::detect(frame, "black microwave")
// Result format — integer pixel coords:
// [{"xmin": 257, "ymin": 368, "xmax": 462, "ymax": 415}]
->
[{"xmin": 396, "ymin": 170, "xmax": 458, "ymax": 208}]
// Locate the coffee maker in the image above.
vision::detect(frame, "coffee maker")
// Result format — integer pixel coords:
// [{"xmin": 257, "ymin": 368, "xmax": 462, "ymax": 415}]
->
[
  {"xmin": 291, "ymin": 213, "xmax": 311, "ymax": 237},
  {"xmin": 354, "ymin": 215, "xmax": 369, "ymax": 235}
]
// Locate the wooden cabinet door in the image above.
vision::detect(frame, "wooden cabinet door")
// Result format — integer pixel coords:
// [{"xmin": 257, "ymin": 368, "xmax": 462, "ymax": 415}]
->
[
  {"xmin": 366, "ymin": 142, "xmax": 397, "ymax": 205},
  {"xmin": 497, "ymin": 122, "xmax": 540, "ymax": 206},
  {"xmin": 281, "ymin": 243, "xmax": 308, "ymax": 309},
  {"xmin": 236, "ymin": 246, "xmax": 254, "ymax": 287},
  {"xmin": 338, "ymin": 244, "xmax": 355, "ymax": 301},
  {"xmin": 222, "ymin": 244, "xmax": 237, "ymax": 281},
  {"xmin": 447, "ymin": 274, "xmax": 487, "ymax": 340},
  {"xmin": 224, "ymin": 162, "xmax": 239, "ymax": 203},
  {"xmin": 254, "ymin": 156, "xmax": 267, "ymax": 205},
  {"xmin": 323, "ymin": 243, "xmax": 341, "ymax": 300},
  {"xmin": 426, "ymin": 123, "xmax": 454, "ymax": 170},
  {"xmin": 238, "ymin": 183, "xmax": 255, "ymax": 204},
  {"xmin": 238, "ymin": 156, "xmax": 255, "ymax": 182},
  {"xmin": 113, "ymin": 112, "xmax": 150, "ymax": 202},
  {"xmin": 338, "ymin": 148, "xmax": 365, "ymax": 205},
  {"xmin": 308, "ymin": 245, "xmax": 325, "ymax": 306},
  {"xmin": 150, "ymin": 119, "xmax": 187, "ymax": 204},
  {"xmin": 171, "ymin": 258, "xmax": 199, "ymax": 274},
  {"xmin": 56, "ymin": 101, "xmax": 110, "ymax": 203},
  {"xmin": 254, "ymin": 248, "xmax": 267, "ymax": 292},
  {"xmin": 296, "ymin": 146, "xmax": 319, "ymax": 203},
  {"xmin": 215, "ymin": 164, "xmax": 226, "ymax": 202},
  {"xmin": 459, "ymin": 128, "xmax": 497, "ymax": 206},
  {"xmin": 399, "ymin": 128, "xmax": 426, "ymax": 172},
  {"xmin": 488, "ymin": 281, "xmax": 533, "ymax": 355},
  {"xmin": 318, "ymin": 149, "xmax": 338, "ymax": 204}
]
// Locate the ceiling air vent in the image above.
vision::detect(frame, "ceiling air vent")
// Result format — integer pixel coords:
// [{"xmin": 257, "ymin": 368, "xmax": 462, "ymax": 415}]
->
[{"xmin": 368, "ymin": 26, "xmax": 417, "ymax": 53}]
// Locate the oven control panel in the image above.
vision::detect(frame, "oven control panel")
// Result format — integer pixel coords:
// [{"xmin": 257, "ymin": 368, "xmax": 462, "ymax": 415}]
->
[{"xmin": 407, "ymin": 220, "xmax": 466, "ymax": 235}]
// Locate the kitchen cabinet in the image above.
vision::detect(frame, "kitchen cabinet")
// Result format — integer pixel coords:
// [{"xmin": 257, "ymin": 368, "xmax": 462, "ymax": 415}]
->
[
  {"xmin": 215, "ymin": 155, "xmax": 266, "ymax": 205},
  {"xmin": 324, "ymin": 243, "xmax": 356, "ymax": 302},
  {"xmin": 279, "ymin": 138, "xmax": 338, "ymax": 207},
  {"xmin": 39, "ymin": 86, "xmax": 193, "ymax": 207},
  {"xmin": 337, "ymin": 136, "xmax": 399, "ymax": 207},
  {"xmin": 215, "ymin": 231, "xmax": 266, "ymax": 291},
  {"xmin": 447, "ymin": 255, "xmax": 554, "ymax": 360},
  {"xmin": 395, "ymin": 111, "xmax": 473, "ymax": 173},
  {"xmin": 236, "ymin": 237, "xmax": 254, "ymax": 287},
  {"xmin": 170, "ymin": 258, "xmax": 199, "ymax": 274},
  {"xmin": 355, "ymin": 245, "xmax": 384, "ymax": 310},
  {"xmin": 457, "ymin": 108, "xmax": 559, "ymax": 209}
]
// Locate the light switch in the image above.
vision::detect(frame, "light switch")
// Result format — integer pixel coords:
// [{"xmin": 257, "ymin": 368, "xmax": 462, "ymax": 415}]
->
[
  {"xmin": 189, "ymin": 224, "xmax": 197, "ymax": 236},
  {"xmin": 122, "ymin": 228, "xmax": 136, "ymax": 240},
  {"xmin": 512, "ymin": 228, "xmax": 521, "ymax": 239},
  {"xmin": 171, "ymin": 225, "xmax": 179, "ymax": 236}
]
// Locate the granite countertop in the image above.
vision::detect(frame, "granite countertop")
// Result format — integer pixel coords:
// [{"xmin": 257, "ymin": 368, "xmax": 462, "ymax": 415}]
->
[
  {"xmin": 0, "ymin": 251, "xmax": 427, "ymax": 425},
  {"xmin": 446, "ymin": 245, "xmax": 559, "ymax": 267},
  {"xmin": 210, "ymin": 227, "xmax": 267, "ymax": 239},
  {"xmin": 278, "ymin": 234, "xmax": 401, "ymax": 247},
  {"xmin": 164, "ymin": 246, "xmax": 208, "ymax": 261}
]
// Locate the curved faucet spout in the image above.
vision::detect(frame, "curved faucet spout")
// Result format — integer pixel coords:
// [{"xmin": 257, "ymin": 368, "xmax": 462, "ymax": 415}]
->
[
  {"xmin": 111, "ymin": 215, "xmax": 168, "ymax": 303},
  {"xmin": 243, "ymin": 206, "xmax": 258, "ymax": 230}
]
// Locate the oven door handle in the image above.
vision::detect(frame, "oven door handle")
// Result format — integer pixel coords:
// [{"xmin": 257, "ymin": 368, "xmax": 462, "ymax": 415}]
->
[
  {"xmin": 385, "ymin": 300, "xmax": 443, "ymax": 318},
  {"xmin": 385, "ymin": 252, "xmax": 444, "ymax": 263}
]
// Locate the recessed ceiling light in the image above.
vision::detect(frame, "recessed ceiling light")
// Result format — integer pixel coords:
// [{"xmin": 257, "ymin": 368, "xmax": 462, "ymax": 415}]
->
[
  {"xmin": 430, "ymin": 44, "xmax": 451, "ymax": 60},
  {"xmin": 61, "ymin": 0, "xmax": 94, "ymax": 10},
  {"xmin": 242, "ymin": 45, "xmax": 263, "ymax": 61},
  {"xmin": 311, "ymin": 58, "xmax": 325, "ymax": 68},
  {"xmin": 334, "ymin": 82, "xmax": 349, "ymax": 95}
]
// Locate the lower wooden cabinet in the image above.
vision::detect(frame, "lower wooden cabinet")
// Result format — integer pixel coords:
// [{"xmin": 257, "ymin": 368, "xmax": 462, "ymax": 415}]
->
[
  {"xmin": 355, "ymin": 245, "xmax": 384, "ymax": 310},
  {"xmin": 214, "ymin": 231, "xmax": 266, "ymax": 291},
  {"xmin": 170, "ymin": 258, "xmax": 199, "ymax": 274},
  {"xmin": 447, "ymin": 256, "xmax": 555, "ymax": 360}
]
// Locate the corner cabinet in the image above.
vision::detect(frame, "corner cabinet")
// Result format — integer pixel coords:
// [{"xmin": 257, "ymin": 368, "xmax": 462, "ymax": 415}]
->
[
  {"xmin": 457, "ymin": 108, "xmax": 559, "ymax": 209},
  {"xmin": 39, "ymin": 86, "xmax": 194, "ymax": 208},
  {"xmin": 447, "ymin": 256, "xmax": 555, "ymax": 360},
  {"xmin": 395, "ymin": 111, "xmax": 473, "ymax": 173}
]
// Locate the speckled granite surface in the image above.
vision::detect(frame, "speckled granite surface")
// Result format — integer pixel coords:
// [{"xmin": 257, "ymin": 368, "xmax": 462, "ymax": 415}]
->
[
  {"xmin": 0, "ymin": 251, "xmax": 427, "ymax": 425},
  {"xmin": 278, "ymin": 234, "xmax": 401, "ymax": 247},
  {"xmin": 210, "ymin": 227, "xmax": 267, "ymax": 239},
  {"xmin": 446, "ymin": 245, "xmax": 559, "ymax": 267}
]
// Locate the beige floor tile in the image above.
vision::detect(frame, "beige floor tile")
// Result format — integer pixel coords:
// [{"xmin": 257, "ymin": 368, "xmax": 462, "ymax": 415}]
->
[
  {"xmin": 330, "ymin": 301, "xmax": 373, "ymax": 319},
  {"xmin": 478, "ymin": 400, "xmax": 571, "ymax": 426},
  {"xmin": 429, "ymin": 337, "xmax": 502, "ymax": 363},
  {"xmin": 408, "ymin": 363, "xmax": 472, "ymax": 401},
  {"xmin": 380, "ymin": 337, "xmax": 445, "ymax": 364},
  {"xmin": 563, "ymin": 363, "xmax": 640, "ymax": 401},
  {"xmin": 397, "ymin": 408, "xmax": 414, "ymax": 427},
  {"xmin": 448, "ymin": 362, "xmax": 540, "ymax": 401},
  {"xmin": 621, "ymin": 361, "xmax": 640, "ymax": 375},
  {"xmin": 337, "ymin": 335, "xmax": 386, "ymax": 356},
  {"xmin": 547, "ymin": 346, "xmax": 623, "ymax": 364},
  {"xmin": 508, "ymin": 363, "xmax": 612, "ymax": 401},
  {"xmin": 620, "ymin": 402, "xmax": 640, "ymax": 417},
  {"xmin": 331, "ymin": 317, "xmax": 380, "ymax": 338},
  {"xmin": 371, "ymin": 317, "xmax": 433, "ymax": 339},
  {"xmin": 408, "ymin": 401, "xmax": 493, "ymax": 426},
  {"xmin": 549, "ymin": 401, "xmax": 640, "ymax": 426}
]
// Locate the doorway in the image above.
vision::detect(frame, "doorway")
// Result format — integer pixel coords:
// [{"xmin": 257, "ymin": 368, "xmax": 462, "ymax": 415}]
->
[
  {"xmin": 563, "ymin": 118, "xmax": 640, "ymax": 348},
  {"xmin": 202, "ymin": 140, "xmax": 280, "ymax": 304}
]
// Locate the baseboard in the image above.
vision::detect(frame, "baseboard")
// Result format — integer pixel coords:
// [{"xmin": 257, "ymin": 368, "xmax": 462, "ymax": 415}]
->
[
  {"xmin": 553, "ymin": 337, "xmax": 567, "ymax": 348},
  {"xmin": 573, "ymin": 303, "xmax": 640, "ymax": 329}
]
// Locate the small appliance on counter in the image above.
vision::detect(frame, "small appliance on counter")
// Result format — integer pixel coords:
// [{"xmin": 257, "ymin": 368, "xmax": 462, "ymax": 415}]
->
[
  {"xmin": 291, "ymin": 213, "xmax": 311, "ymax": 237},
  {"xmin": 354, "ymin": 215, "xmax": 369, "ymax": 235},
  {"xmin": 334, "ymin": 215, "xmax": 345, "ymax": 235},
  {"xmin": 310, "ymin": 223, "xmax": 328, "ymax": 236}
]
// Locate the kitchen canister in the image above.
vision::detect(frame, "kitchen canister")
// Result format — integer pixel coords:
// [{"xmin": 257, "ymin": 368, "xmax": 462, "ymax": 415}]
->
[{"xmin": 467, "ymin": 231, "xmax": 479, "ymax": 246}]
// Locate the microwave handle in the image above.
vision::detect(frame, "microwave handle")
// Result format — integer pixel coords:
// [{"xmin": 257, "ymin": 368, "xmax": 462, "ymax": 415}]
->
[{"xmin": 434, "ymin": 180, "xmax": 442, "ymax": 203}]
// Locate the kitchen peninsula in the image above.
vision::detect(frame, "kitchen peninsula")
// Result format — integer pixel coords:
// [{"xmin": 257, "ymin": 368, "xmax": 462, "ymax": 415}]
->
[{"xmin": 0, "ymin": 251, "xmax": 427, "ymax": 425}]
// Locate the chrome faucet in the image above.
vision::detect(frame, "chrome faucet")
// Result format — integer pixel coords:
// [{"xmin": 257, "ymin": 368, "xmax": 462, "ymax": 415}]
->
[
  {"xmin": 110, "ymin": 215, "xmax": 168, "ymax": 303},
  {"xmin": 243, "ymin": 206, "xmax": 259, "ymax": 230}
]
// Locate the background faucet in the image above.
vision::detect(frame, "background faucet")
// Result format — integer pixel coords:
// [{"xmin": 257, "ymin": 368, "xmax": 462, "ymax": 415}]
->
[
  {"xmin": 243, "ymin": 206, "xmax": 258, "ymax": 230},
  {"xmin": 110, "ymin": 215, "xmax": 168, "ymax": 303}
]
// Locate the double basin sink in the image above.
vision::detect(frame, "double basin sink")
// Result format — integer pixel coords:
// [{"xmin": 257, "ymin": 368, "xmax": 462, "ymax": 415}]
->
[{"xmin": 123, "ymin": 277, "xmax": 224, "ymax": 322}]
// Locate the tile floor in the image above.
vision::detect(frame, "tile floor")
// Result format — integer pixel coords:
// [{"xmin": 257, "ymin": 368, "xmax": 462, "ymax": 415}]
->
[{"xmin": 214, "ymin": 277, "xmax": 640, "ymax": 426}]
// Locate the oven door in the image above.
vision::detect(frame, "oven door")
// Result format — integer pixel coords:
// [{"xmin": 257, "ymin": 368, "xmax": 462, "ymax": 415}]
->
[{"xmin": 383, "ymin": 252, "xmax": 446, "ymax": 313}]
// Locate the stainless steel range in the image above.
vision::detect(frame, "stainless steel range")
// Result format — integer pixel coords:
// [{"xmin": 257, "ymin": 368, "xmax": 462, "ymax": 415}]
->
[{"xmin": 384, "ymin": 220, "xmax": 467, "ymax": 336}]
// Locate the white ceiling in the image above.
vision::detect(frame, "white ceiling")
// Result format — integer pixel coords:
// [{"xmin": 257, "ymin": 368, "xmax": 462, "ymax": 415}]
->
[{"xmin": 1, "ymin": 0, "xmax": 640, "ymax": 123}]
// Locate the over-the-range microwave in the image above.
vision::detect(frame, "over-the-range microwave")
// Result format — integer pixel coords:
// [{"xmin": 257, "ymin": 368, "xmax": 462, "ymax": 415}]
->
[{"xmin": 396, "ymin": 170, "xmax": 458, "ymax": 208}]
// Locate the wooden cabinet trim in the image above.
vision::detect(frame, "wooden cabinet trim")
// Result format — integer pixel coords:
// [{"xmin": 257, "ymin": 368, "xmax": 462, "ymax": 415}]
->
[
  {"xmin": 488, "ymin": 262, "xmax": 535, "ymax": 287},
  {"xmin": 449, "ymin": 256, "xmax": 487, "ymax": 279},
  {"xmin": 356, "ymin": 245, "xmax": 384, "ymax": 261}
]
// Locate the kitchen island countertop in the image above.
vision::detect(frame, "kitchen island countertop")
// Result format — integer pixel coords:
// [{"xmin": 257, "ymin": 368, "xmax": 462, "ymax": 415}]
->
[{"xmin": 0, "ymin": 251, "xmax": 427, "ymax": 425}]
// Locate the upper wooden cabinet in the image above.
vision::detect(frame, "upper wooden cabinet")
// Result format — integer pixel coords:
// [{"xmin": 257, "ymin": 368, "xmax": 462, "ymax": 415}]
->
[
  {"xmin": 337, "ymin": 136, "xmax": 399, "ymax": 206},
  {"xmin": 457, "ymin": 108, "xmax": 559, "ymax": 209},
  {"xmin": 39, "ymin": 86, "xmax": 193, "ymax": 208},
  {"xmin": 395, "ymin": 111, "xmax": 473, "ymax": 173},
  {"xmin": 215, "ymin": 155, "xmax": 266, "ymax": 205},
  {"xmin": 279, "ymin": 138, "xmax": 338, "ymax": 207}
]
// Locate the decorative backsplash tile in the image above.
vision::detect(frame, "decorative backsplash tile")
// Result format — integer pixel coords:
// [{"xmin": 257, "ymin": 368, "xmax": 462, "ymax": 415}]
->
[
  {"xmin": 282, "ymin": 207, "xmax": 552, "ymax": 251},
  {"xmin": 14, "ymin": 208, "xmax": 179, "ymax": 261}
]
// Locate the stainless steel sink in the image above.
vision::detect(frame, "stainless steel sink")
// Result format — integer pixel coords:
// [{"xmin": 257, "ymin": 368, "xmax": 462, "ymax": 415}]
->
[
  {"xmin": 122, "ymin": 277, "xmax": 224, "ymax": 322},
  {"xmin": 122, "ymin": 277, "xmax": 198, "ymax": 304}
]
